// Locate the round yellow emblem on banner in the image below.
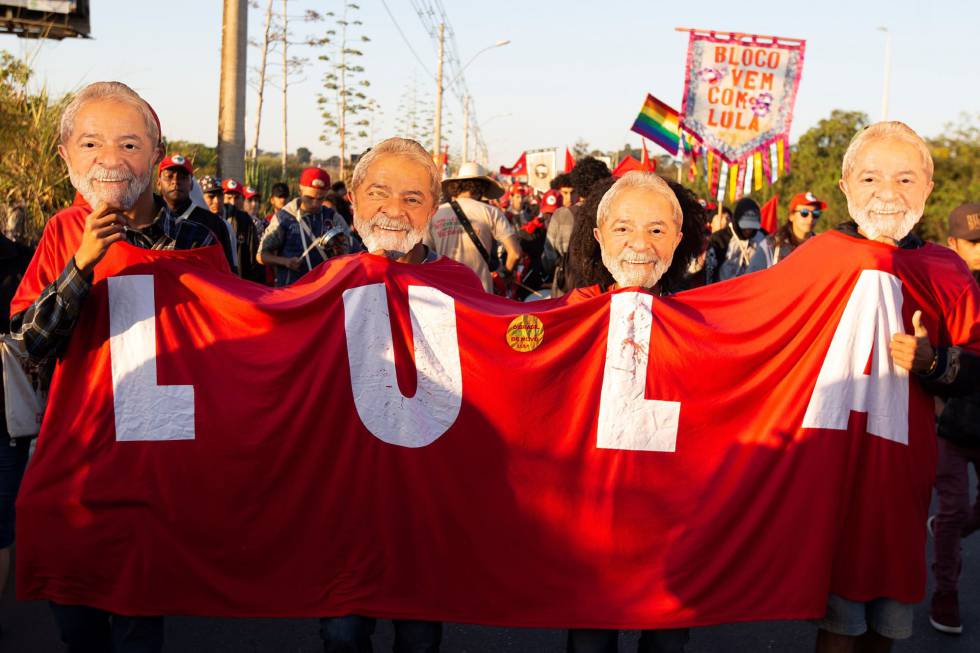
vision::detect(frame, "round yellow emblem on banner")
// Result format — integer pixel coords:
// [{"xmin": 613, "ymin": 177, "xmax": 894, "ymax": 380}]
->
[{"xmin": 506, "ymin": 314, "xmax": 544, "ymax": 352}]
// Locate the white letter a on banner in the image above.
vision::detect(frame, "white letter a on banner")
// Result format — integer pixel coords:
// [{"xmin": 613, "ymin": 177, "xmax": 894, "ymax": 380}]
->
[
  {"xmin": 343, "ymin": 284, "xmax": 462, "ymax": 448},
  {"xmin": 802, "ymin": 270, "xmax": 909, "ymax": 444}
]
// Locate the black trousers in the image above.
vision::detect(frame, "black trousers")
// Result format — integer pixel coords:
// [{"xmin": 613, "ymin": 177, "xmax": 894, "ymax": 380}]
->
[
  {"xmin": 567, "ymin": 627, "xmax": 690, "ymax": 653},
  {"xmin": 49, "ymin": 603, "xmax": 164, "ymax": 653}
]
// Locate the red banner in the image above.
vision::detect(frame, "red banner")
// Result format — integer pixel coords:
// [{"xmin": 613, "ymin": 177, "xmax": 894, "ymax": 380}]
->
[
  {"xmin": 499, "ymin": 152, "xmax": 527, "ymax": 177},
  {"xmin": 15, "ymin": 231, "xmax": 980, "ymax": 626}
]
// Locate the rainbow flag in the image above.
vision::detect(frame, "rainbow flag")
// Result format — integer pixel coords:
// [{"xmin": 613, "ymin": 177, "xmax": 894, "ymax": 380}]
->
[{"xmin": 631, "ymin": 93, "xmax": 681, "ymax": 156}]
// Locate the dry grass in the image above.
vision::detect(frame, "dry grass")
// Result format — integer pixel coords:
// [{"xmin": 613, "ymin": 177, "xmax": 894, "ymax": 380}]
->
[{"xmin": 0, "ymin": 52, "xmax": 74, "ymax": 244}]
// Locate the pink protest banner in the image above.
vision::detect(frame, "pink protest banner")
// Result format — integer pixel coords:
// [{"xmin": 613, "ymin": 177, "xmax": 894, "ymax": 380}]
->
[{"xmin": 680, "ymin": 29, "xmax": 805, "ymax": 187}]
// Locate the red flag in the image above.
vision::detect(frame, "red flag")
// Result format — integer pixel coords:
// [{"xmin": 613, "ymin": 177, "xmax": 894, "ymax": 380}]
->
[
  {"xmin": 612, "ymin": 154, "xmax": 646, "ymax": 177},
  {"xmin": 564, "ymin": 148, "xmax": 575, "ymax": 173},
  {"xmin": 499, "ymin": 152, "xmax": 527, "ymax": 177},
  {"xmin": 640, "ymin": 140, "xmax": 656, "ymax": 172},
  {"xmin": 14, "ymin": 218, "xmax": 980, "ymax": 625},
  {"xmin": 761, "ymin": 195, "xmax": 779, "ymax": 234}
]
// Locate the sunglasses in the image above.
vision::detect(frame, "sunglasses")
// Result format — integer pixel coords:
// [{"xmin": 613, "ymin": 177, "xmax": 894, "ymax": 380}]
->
[{"xmin": 796, "ymin": 209, "xmax": 821, "ymax": 218}]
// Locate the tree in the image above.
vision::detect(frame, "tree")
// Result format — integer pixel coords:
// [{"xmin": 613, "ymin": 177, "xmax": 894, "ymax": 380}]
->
[
  {"xmin": 924, "ymin": 113, "xmax": 980, "ymax": 241},
  {"xmin": 267, "ymin": 1, "xmax": 319, "ymax": 177},
  {"xmin": 771, "ymin": 109, "xmax": 869, "ymax": 229},
  {"xmin": 248, "ymin": 0, "xmax": 275, "ymax": 163},
  {"xmin": 396, "ymin": 75, "xmax": 433, "ymax": 149},
  {"xmin": 296, "ymin": 146, "xmax": 312, "ymax": 164},
  {"xmin": 0, "ymin": 52, "xmax": 72, "ymax": 244},
  {"xmin": 315, "ymin": 2, "xmax": 372, "ymax": 182}
]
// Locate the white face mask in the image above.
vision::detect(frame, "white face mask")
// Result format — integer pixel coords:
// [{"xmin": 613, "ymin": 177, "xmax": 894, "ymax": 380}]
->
[
  {"xmin": 354, "ymin": 211, "xmax": 424, "ymax": 258},
  {"xmin": 600, "ymin": 245, "xmax": 671, "ymax": 289},
  {"xmin": 69, "ymin": 163, "xmax": 152, "ymax": 211},
  {"xmin": 847, "ymin": 195, "xmax": 921, "ymax": 241}
]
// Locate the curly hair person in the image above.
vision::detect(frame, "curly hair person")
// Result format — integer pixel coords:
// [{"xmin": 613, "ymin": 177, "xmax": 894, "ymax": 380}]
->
[
  {"xmin": 568, "ymin": 157, "xmax": 612, "ymax": 198},
  {"xmin": 564, "ymin": 176, "xmax": 708, "ymax": 294},
  {"xmin": 442, "ymin": 179, "xmax": 489, "ymax": 202},
  {"xmin": 550, "ymin": 173, "xmax": 573, "ymax": 191}
]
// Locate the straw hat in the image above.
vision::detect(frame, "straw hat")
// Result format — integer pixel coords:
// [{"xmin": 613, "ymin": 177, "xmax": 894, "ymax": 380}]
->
[{"xmin": 441, "ymin": 161, "xmax": 505, "ymax": 200}]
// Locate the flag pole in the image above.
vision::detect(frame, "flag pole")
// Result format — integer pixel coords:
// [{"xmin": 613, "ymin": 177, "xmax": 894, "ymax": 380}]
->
[
  {"xmin": 676, "ymin": 134, "xmax": 683, "ymax": 184},
  {"xmin": 673, "ymin": 26, "xmax": 805, "ymax": 45}
]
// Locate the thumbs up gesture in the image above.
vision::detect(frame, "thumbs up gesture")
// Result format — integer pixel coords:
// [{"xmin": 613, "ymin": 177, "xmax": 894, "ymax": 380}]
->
[{"xmin": 890, "ymin": 310, "xmax": 936, "ymax": 373}]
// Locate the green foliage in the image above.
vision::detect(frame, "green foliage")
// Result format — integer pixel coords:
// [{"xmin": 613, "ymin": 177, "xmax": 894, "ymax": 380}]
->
[
  {"xmin": 0, "ymin": 51, "xmax": 74, "ymax": 243},
  {"xmin": 924, "ymin": 114, "xmax": 980, "ymax": 241},
  {"xmin": 164, "ymin": 139, "xmax": 219, "ymax": 177},
  {"xmin": 316, "ymin": 1, "xmax": 376, "ymax": 175},
  {"xmin": 770, "ymin": 109, "xmax": 869, "ymax": 231},
  {"xmin": 683, "ymin": 109, "xmax": 980, "ymax": 243}
]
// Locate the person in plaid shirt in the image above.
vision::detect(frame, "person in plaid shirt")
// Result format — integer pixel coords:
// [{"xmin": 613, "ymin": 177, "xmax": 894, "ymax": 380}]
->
[{"xmin": 9, "ymin": 81, "xmax": 230, "ymax": 653}]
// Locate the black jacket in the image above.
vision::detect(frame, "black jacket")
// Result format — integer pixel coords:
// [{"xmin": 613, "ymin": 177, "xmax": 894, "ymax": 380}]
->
[{"xmin": 223, "ymin": 205, "xmax": 265, "ymax": 283}]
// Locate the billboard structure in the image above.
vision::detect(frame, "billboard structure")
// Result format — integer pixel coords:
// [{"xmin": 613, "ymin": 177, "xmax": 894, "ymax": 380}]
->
[{"xmin": 0, "ymin": 1, "xmax": 91, "ymax": 39}]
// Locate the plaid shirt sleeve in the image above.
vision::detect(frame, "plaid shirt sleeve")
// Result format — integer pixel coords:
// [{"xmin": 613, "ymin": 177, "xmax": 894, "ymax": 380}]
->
[{"xmin": 9, "ymin": 257, "xmax": 92, "ymax": 364}]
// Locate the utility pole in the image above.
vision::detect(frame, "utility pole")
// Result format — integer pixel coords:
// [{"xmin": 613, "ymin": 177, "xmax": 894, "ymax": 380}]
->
[
  {"xmin": 217, "ymin": 0, "xmax": 248, "ymax": 181},
  {"xmin": 433, "ymin": 22, "xmax": 444, "ymax": 160},
  {"xmin": 462, "ymin": 95, "xmax": 469, "ymax": 163},
  {"xmin": 877, "ymin": 27, "xmax": 892, "ymax": 121},
  {"xmin": 250, "ymin": 0, "xmax": 274, "ymax": 162},
  {"xmin": 281, "ymin": 0, "xmax": 288, "ymax": 177},
  {"xmin": 338, "ymin": 12, "xmax": 348, "ymax": 181}
]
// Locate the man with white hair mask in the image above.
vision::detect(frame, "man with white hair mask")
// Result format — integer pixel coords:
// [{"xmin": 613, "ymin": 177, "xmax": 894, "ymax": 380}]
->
[
  {"xmin": 9, "ymin": 81, "xmax": 231, "ymax": 653},
  {"xmin": 565, "ymin": 170, "xmax": 693, "ymax": 653},
  {"xmin": 320, "ymin": 136, "xmax": 482, "ymax": 653},
  {"xmin": 567, "ymin": 171, "xmax": 685, "ymax": 301},
  {"xmin": 811, "ymin": 121, "xmax": 980, "ymax": 652}
]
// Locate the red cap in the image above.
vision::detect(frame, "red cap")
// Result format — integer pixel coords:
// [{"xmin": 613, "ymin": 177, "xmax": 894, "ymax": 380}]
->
[
  {"xmin": 540, "ymin": 189, "xmax": 563, "ymax": 214},
  {"xmin": 300, "ymin": 167, "xmax": 331, "ymax": 189},
  {"xmin": 159, "ymin": 153, "xmax": 193, "ymax": 175},
  {"xmin": 789, "ymin": 191, "xmax": 827, "ymax": 212},
  {"xmin": 509, "ymin": 183, "xmax": 527, "ymax": 196},
  {"xmin": 222, "ymin": 178, "xmax": 243, "ymax": 195},
  {"xmin": 243, "ymin": 186, "xmax": 259, "ymax": 200}
]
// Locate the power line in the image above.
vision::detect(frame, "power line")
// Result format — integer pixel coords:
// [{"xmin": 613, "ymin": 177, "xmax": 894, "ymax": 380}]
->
[
  {"xmin": 379, "ymin": 0, "xmax": 433, "ymax": 79},
  {"xmin": 410, "ymin": 0, "xmax": 489, "ymax": 156}
]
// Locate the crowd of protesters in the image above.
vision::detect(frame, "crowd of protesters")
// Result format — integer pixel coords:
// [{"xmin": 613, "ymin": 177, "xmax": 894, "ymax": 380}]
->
[{"xmin": 0, "ymin": 81, "xmax": 978, "ymax": 653}]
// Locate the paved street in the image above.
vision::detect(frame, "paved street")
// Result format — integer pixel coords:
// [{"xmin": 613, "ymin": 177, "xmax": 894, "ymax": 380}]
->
[{"xmin": 3, "ymin": 482, "xmax": 977, "ymax": 652}]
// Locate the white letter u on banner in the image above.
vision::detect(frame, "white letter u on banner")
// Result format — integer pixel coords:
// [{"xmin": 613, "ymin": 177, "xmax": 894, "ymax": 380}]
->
[{"xmin": 343, "ymin": 283, "xmax": 463, "ymax": 448}]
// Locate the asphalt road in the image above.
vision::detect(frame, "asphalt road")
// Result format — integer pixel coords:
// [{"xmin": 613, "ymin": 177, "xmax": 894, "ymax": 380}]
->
[{"xmin": 2, "ymin": 478, "xmax": 977, "ymax": 653}]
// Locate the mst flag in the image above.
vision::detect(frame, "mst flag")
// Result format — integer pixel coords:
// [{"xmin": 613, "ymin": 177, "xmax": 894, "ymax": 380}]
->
[{"xmin": 14, "ymin": 230, "xmax": 980, "ymax": 627}]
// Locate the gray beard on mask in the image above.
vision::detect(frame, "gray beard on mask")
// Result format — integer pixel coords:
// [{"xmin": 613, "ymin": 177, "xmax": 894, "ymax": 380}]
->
[
  {"xmin": 847, "ymin": 196, "xmax": 921, "ymax": 242},
  {"xmin": 600, "ymin": 247, "xmax": 671, "ymax": 290},
  {"xmin": 354, "ymin": 213, "xmax": 424, "ymax": 259},
  {"xmin": 69, "ymin": 163, "xmax": 152, "ymax": 211}
]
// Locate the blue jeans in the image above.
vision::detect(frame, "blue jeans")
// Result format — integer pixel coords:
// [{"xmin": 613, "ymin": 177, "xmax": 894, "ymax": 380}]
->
[
  {"xmin": 567, "ymin": 627, "xmax": 690, "ymax": 653},
  {"xmin": 49, "ymin": 603, "xmax": 164, "ymax": 653},
  {"xmin": 320, "ymin": 615, "xmax": 442, "ymax": 653}
]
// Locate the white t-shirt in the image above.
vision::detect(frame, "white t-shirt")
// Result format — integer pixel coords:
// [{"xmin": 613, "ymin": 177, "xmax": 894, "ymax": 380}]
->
[{"xmin": 425, "ymin": 197, "xmax": 518, "ymax": 292}]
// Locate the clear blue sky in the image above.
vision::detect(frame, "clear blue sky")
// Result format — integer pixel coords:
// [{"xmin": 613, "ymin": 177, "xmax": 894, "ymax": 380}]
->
[{"xmin": 2, "ymin": 0, "xmax": 977, "ymax": 168}]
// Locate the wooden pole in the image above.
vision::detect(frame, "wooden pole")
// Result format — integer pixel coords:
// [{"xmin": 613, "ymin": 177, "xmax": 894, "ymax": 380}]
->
[
  {"xmin": 433, "ymin": 23, "xmax": 444, "ymax": 159},
  {"xmin": 217, "ymin": 0, "xmax": 248, "ymax": 182},
  {"xmin": 673, "ymin": 26, "xmax": 805, "ymax": 45}
]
